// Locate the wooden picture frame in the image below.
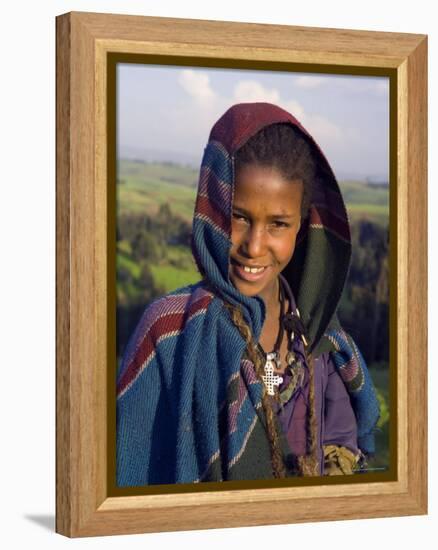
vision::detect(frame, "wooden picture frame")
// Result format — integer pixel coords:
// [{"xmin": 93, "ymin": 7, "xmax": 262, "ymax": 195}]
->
[{"xmin": 56, "ymin": 11, "xmax": 427, "ymax": 537}]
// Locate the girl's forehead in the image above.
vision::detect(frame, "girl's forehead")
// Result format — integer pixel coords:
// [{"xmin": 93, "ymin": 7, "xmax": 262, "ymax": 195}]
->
[
  {"xmin": 234, "ymin": 163, "xmax": 299, "ymax": 184},
  {"xmin": 233, "ymin": 164, "xmax": 303, "ymax": 208}
]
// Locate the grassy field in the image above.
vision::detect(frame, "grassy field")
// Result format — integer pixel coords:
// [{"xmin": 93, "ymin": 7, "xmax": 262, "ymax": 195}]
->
[
  {"xmin": 117, "ymin": 240, "xmax": 200, "ymax": 295},
  {"xmin": 119, "ymin": 159, "xmax": 198, "ymax": 187},
  {"xmin": 149, "ymin": 263, "xmax": 200, "ymax": 291},
  {"xmin": 339, "ymin": 180, "xmax": 389, "ymax": 226},
  {"xmin": 338, "ymin": 180, "xmax": 389, "ymax": 208},
  {"xmin": 117, "ymin": 251, "xmax": 141, "ymax": 278},
  {"xmin": 117, "ymin": 160, "xmax": 198, "ymax": 221},
  {"xmin": 150, "ymin": 244, "xmax": 200, "ymax": 291}
]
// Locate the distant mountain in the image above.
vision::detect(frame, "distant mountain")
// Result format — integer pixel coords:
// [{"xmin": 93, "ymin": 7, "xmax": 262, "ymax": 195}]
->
[
  {"xmin": 365, "ymin": 176, "xmax": 389, "ymax": 186},
  {"xmin": 119, "ymin": 145, "xmax": 200, "ymax": 168},
  {"xmin": 336, "ymin": 171, "xmax": 389, "ymax": 185}
]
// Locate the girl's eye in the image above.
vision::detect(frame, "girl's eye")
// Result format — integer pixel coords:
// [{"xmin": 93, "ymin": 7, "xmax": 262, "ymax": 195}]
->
[
  {"xmin": 232, "ymin": 213, "xmax": 249, "ymax": 223},
  {"xmin": 271, "ymin": 220, "xmax": 289, "ymax": 228},
  {"xmin": 232, "ymin": 213, "xmax": 290, "ymax": 229}
]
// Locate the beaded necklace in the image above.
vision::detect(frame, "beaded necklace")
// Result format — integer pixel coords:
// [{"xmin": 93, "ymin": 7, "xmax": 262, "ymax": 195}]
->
[{"xmin": 259, "ymin": 274, "xmax": 308, "ymax": 397}]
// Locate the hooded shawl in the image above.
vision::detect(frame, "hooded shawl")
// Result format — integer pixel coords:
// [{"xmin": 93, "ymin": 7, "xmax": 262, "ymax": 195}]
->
[{"xmin": 116, "ymin": 102, "xmax": 380, "ymax": 486}]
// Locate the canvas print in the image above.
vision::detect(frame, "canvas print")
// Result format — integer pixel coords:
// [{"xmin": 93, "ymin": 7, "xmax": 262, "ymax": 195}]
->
[{"xmin": 114, "ymin": 64, "xmax": 390, "ymax": 487}]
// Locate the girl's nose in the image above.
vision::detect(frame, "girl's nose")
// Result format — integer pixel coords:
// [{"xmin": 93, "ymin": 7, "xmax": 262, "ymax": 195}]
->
[{"xmin": 242, "ymin": 225, "xmax": 267, "ymax": 258}]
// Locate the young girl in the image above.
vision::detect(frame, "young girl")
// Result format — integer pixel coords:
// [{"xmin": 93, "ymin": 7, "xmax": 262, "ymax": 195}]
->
[{"xmin": 116, "ymin": 102, "xmax": 380, "ymax": 486}]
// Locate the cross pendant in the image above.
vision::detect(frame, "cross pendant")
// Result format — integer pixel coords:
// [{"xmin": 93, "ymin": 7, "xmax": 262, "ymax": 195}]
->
[{"xmin": 262, "ymin": 353, "xmax": 283, "ymax": 396}]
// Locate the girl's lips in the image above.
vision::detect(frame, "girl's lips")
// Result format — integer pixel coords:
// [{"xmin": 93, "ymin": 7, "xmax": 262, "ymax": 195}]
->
[{"xmin": 232, "ymin": 262, "xmax": 271, "ymax": 283}]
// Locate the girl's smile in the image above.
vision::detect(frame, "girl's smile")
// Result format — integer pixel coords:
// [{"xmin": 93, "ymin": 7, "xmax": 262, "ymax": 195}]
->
[
  {"xmin": 231, "ymin": 260, "xmax": 273, "ymax": 282},
  {"xmin": 229, "ymin": 163, "xmax": 303, "ymax": 309}
]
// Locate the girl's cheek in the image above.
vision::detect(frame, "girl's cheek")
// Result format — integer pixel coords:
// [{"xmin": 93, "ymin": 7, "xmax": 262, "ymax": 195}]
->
[{"xmin": 231, "ymin": 223, "xmax": 245, "ymax": 241}]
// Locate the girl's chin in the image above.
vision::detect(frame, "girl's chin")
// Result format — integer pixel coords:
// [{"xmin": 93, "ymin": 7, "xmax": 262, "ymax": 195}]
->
[
  {"xmin": 233, "ymin": 282, "xmax": 260, "ymax": 297},
  {"xmin": 230, "ymin": 271, "xmax": 276, "ymax": 298}
]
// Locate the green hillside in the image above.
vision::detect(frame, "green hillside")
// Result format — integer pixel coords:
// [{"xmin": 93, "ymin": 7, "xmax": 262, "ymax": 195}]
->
[
  {"xmin": 339, "ymin": 180, "xmax": 389, "ymax": 226},
  {"xmin": 117, "ymin": 160, "xmax": 198, "ymax": 221},
  {"xmin": 339, "ymin": 180, "xmax": 389, "ymax": 207}
]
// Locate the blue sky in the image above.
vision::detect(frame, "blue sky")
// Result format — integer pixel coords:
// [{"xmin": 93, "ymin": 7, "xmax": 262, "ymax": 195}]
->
[{"xmin": 117, "ymin": 63, "xmax": 389, "ymax": 182}]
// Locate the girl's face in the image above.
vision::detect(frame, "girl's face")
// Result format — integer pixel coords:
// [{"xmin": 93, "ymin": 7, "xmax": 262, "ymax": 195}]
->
[{"xmin": 229, "ymin": 163, "xmax": 303, "ymax": 306}]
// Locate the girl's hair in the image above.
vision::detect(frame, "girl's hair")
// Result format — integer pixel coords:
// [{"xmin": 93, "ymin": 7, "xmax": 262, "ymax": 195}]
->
[
  {"xmin": 224, "ymin": 303, "xmax": 287, "ymax": 477},
  {"xmin": 224, "ymin": 303, "xmax": 319, "ymax": 477},
  {"xmin": 234, "ymin": 122, "xmax": 315, "ymax": 221},
  {"xmin": 227, "ymin": 122, "xmax": 319, "ymax": 477}
]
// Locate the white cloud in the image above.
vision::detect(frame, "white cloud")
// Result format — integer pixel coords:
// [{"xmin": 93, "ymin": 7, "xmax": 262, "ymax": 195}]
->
[
  {"xmin": 282, "ymin": 99, "xmax": 306, "ymax": 121},
  {"xmin": 295, "ymin": 75, "xmax": 326, "ymax": 89},
  {"xmin": 301, "ymin": 113, "xmax": 342, "ymax": 142},
  {"xmin": 233, "ymin": 80, "xmax": 281, "ymax": 104},
  {"xmin": 178, "ymin": 69, "xmax": 216, "ymax": 102},
  {"xmin": 324, "ymin": 74, "xmax": 390, "ymax": 95},
  {"xmin": 293, "ymin": 74, "xmax": 390, "ymax": 97}
]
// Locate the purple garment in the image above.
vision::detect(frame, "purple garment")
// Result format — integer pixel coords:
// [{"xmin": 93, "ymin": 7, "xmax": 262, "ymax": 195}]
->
[
  {"xmin": 271, "ymin": 341, "xmax": 359, "ymax": 475},
  {"xmin": 266, "ymin": 277, "xmax": 359, "ymax": 475}
]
